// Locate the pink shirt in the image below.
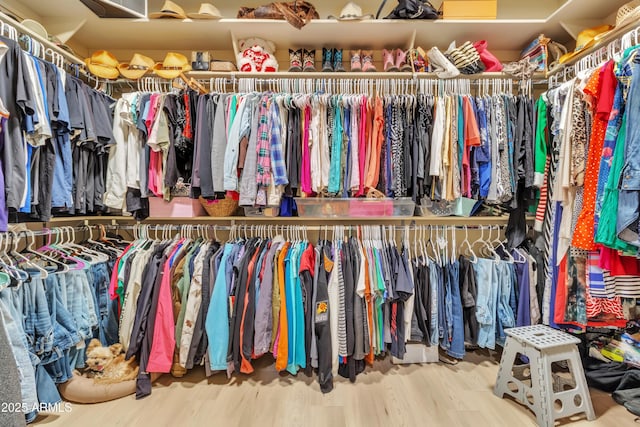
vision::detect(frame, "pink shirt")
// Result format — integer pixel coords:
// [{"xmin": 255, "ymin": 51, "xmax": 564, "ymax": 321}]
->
[{"xmin": 147, "ymin": 241, "xmax": 183, "ymax": 373}]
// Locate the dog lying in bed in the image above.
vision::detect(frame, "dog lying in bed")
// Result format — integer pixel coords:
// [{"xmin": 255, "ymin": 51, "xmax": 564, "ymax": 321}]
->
[{"xmin": 84, "ymin": 339, "xmax": 139, "ymax": 384}]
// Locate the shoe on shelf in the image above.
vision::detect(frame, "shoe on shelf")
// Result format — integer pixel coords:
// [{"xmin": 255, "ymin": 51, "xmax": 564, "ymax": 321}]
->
[
  {"xmin": 350, "ymin": 49, "xmax": 362, "ymax": 71},
  {"xmin": 361, "ymin": 50, "xmax": 377, "ymax": 72},
  {"xmin": 303, "ymin": 49, "xmax": 316, "ymax": 72},
  {"xmin": 383, "ymin": 49, "xmax": 398, "ymax": 72},
  {"xmin": 322, "ymin": 47, "xmax": 333, "ymax": 72},
  {"xmin": 395, "ymin": 48, "xmax": 412, "ymax": 72},
  {"xmin": 427, "ymin": 46, "xmax": 459, "ymax": 79},
  {"xmin": 473, "ymin": 40, "xmax": 503, "ymax": 72},
  {"xmin": 333, "ymin": 48, "xmax": 345, "ymax": 72},
  {"xmin": 409, "ymin": 47, "xmax": 427, "ymax": 72},
  {"xmin": 289, "ymin": 49, "xmax": 303, "ymax": 72}
]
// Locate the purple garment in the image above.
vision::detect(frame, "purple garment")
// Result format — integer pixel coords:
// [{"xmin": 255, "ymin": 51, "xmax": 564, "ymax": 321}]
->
[{"xmin": 513, "ymin": 250, "xmax": 531, "ymax": 327}]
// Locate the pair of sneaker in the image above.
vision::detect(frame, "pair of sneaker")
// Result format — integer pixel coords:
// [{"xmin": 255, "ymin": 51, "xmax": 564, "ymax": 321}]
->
[
  {"xmin": 289, "ymin": 49, "xmax": 317, "ymax": 72},
  {"xmin": 382, "ymin": 48, "xmax": 412, "ymax": 72}
]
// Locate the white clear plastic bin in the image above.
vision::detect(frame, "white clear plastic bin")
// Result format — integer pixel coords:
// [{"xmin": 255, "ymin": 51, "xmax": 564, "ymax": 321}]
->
[
  {"xmin": 295, "ymin": 197, "xmax": 415, "ymax": 218},
  {"xmin": 418, "ymin": 197, "xmax": 483, "ymax": 217}
]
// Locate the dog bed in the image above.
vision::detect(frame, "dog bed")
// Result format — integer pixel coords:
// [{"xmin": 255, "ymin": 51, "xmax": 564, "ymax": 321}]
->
[{"xmin": 58, "ymin": 372, "xmax": 161, "ymax": 404}]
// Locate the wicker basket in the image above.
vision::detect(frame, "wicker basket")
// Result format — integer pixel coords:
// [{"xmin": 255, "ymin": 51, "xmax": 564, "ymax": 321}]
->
[{"xmin": 199, "ymin": 196, "xmax": 240, "ymax": 217}]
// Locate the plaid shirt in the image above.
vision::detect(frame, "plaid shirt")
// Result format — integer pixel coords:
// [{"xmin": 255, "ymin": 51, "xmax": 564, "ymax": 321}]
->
[
  {"xmin": 270, "ymin": 101, "xmax": 289, "ymax": 186},
  {"xmin": 256, "ymin": 96, "xmax": 271, "ymax": 187}
]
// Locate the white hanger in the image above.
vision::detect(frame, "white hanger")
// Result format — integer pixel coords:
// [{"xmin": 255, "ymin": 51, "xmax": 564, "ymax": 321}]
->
[{"xmin": 459, "ymin": 225, "xmax": 477, "ymax": 264}]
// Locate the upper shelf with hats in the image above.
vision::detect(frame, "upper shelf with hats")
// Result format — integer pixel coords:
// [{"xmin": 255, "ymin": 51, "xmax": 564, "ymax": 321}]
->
[
  {"xmin": 1, "ymin": 0, "xmax": 634, "ymax": 77},
  {"xmin": 4, "ymin": 0, "xmax": 631, "ymax": 54}
]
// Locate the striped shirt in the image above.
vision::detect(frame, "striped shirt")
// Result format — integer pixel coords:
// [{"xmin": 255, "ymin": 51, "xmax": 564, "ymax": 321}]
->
[{"xmin": 256, "ymin": 96, "xmax": 271, "ymax": 187}]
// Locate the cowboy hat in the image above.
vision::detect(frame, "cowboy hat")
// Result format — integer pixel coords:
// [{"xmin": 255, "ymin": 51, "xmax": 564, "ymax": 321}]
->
[
  {"xmin": 187, "ymin": 3, "xmax": 222, "ymax": 19},
  {"xmin": 119, "ymin": 53, "xmax": 155, "ymax": 79},
  {"xmin": 614, "ymin": 0, "xmax": 640, "ymax": 29},
  {"xmin": 558, "ymin": 25, "xmax": 613, "ymax": 64},
  {"xmin": 329, "ymin": 2, "xmax": 373, "ymax": 20},
  {"xmin": 153, "ymin": 52, "xmax": 191, "ymax": 79},
  {"xmin": 84, "ymin": 50, "xmax": 120, "ymax": 79},
  {"xmin": 149, "ymin": 0, "xmax": 187, "ymax": 19}
]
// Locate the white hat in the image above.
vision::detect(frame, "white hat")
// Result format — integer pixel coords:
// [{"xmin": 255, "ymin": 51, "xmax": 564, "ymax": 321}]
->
[
  {"xmin": 149, "ymin": 0, "xmax": 187, "ymax": 19},
  {"xmin": 188, "ymin": 3, "xmax": 222, "ymax": 20},
  {"xmin": 329, "ymin": 2, "xmax": 373, "ymax": 21}
]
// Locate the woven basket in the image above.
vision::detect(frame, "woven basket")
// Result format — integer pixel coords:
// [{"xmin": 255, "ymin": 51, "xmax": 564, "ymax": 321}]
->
[{"xmin": 199, "ymin": 196, "xmax": 239, "ymax": 217}]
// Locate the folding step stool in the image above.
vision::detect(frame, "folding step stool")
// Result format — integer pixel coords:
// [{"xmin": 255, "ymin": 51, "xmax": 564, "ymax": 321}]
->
[{"xmin": 493, "ymin": 324, "xmax": 596, "ymax": 427}]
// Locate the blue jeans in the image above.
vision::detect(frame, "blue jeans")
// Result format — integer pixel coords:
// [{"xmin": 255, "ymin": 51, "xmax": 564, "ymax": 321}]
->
[
  {"xmin": 441, "ymin": 262, "xmax": 453, "ymax": 352},
  {"xmin": 495, "ymin": 262, "xmax": 516, "ymax": 347},
  {"xmin": 42, "ymin": 274, "xmax": 78, "ymax": 385},
  {"xmin": 21, "ymin": 277, "xmax": 54, "ymax": 358},
  {"xmin": 64, "ymin": 271, "xmax": 93, "ymax": 341},
  {"xmin": 428, "ymin": 261, "xmax": 439, "ymax": 346},
  {"xmin": 90, "ymin": 263, "xmax": 119, "ymax": 345},
  {"xmin": 618, "ymin": 62, "xmax": 640, "ymax": 246},
  {"xmin": 474, "ymin": 258, "xmax": 498, "ymax": 350},
  {"xmin": 0, "ymin": 292, "xmax": 40, "ymax": 419},
  {"xmin": 447, "ymin": 261, "xmax": 465, "ymax": 359}
]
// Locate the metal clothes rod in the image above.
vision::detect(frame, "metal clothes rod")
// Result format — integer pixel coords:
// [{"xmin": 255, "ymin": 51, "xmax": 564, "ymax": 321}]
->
[{"xmin": 5, "ymin": 223, "xmax": 509, "ymax": 238}]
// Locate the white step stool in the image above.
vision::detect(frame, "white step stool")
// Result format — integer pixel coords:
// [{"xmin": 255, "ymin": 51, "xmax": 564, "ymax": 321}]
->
[{"xmin": 493, "ymin": 324, "xmax": 595, "ymax": 427}]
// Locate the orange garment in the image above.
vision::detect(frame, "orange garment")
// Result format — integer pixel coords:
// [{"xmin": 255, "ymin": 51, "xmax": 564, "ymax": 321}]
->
[
  {"xmin": 275, "ymin": 242, "xmax": 290, "ymax": 371},
  {"xmin": 573, "ymin": 62, "xmax": 616, "ymax": 250},
  {"xmin": 366, "ymin": 97, "xmax": 384, "ymax": 189}
]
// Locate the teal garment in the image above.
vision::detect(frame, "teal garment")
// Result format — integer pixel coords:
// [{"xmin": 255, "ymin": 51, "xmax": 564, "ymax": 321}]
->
[
  {"xmin": 116, "ymin": 242, "xmax": 140, "ymax": 308},
  {"xmin": 293, "ymin": 243, "xmax": 306, "ymax": 370},
  {"xmin": 285, "ymin": 242, "xmax": 306, "ymax": 374},
  {"xmin": 328, "ymin": 99, "xmax": 344, "ymax": 194},
  {"xmin": 595, "ymin": 113, "xmax": 637, "ymax": 254},
  {"xmin": 207, "ymin": 243, "xmax": 234, "ymax": 370}
]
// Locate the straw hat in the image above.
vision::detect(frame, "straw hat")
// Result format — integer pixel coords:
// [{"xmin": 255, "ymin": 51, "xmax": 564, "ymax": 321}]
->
[
  {"xmin": 149, "ymin": 0, "xmax": 187, "ymax": 19},
  {"xmin": 153, "ymin": 52, "xmax": 191, "ymax": 79},
  {"xmin": 559, "ymin": 1, "xmax": 640, "ymax": 64},
  {"xmin": 187, "ymin": 3, "xmax": 222, "ymax": 19},
  {"xmin": 119, "ymin": 53, "xmax": 155, "ymax": 79},
  {"xmin": 615, "ymin": 0, "xmax": 640, "ymax": 29},
  {"xmin": 84, "ymin": 50, "xmax": 120, "ymax": 79},
  {"xmin": 329, "ymin": 2, "xmax": 373, "ymax": 20},
  {"xmin": 558, "ymin": 25, "xmax": 613, "ymax": 64}
]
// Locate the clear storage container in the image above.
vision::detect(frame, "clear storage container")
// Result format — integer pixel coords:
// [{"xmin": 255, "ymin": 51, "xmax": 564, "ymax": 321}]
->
[{"xmin": 295, "ymin": 198, "xmax": 415, "ymax": 218}]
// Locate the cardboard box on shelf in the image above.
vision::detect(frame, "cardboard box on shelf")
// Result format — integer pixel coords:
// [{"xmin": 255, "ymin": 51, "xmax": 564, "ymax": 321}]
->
[{"xmin": 442, "ymin": 0, "xmax": 497, "ymax": 20}]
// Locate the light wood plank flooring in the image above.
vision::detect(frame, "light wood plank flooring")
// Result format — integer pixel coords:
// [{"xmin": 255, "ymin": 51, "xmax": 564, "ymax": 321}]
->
[{"xmin": 34, "ymin": 351, "xmax": 638, "ymax": 426}]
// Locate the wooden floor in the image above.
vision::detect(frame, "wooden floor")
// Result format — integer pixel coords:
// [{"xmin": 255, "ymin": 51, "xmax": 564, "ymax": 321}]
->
[{"xmin": 35, "ymin": 350, "xmax": 638, "ymax": 427}]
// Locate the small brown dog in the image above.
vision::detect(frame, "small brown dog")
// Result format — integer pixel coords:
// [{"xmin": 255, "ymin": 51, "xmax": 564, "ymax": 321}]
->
[{"xmin": 85, "ymin": 339, "xmax": 139, "ymax": 384}]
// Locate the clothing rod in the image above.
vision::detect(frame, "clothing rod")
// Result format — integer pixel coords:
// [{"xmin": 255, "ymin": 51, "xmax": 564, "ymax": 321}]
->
[
  {"xmin": 108, "ymin": 75, "xmax": 547, "ymax": 87},
  {"xmin": 0, "ymin": 11, "xmax": 86, "ymax": 71},
  {"xmin": 5, "ymin": 223, "xmax": 509, "ymax": 238}
]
